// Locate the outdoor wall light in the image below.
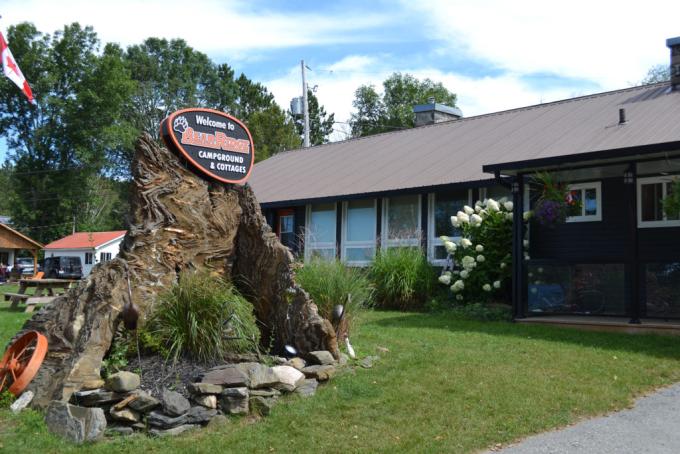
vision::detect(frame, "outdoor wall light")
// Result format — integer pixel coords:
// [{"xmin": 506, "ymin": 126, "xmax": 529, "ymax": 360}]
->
[{"xmin": 623, "ymin": 168, "xmax": 635, "ymax": 184}]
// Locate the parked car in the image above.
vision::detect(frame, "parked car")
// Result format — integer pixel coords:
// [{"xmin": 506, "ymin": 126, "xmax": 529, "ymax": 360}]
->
[
  {"xmin": 44, "ymin": 256, "xmax": 83, "ymax": 280},
  {"xmin": 12, "ymin": 257, "xmax": 36, "ymax": 276}
]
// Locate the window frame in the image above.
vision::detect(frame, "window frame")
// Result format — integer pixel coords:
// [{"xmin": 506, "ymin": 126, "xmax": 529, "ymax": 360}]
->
[
  {"xmin": 637, "ymin": 176, "xmax": 680, "ymax": 228},
  {"xmin": 84, "ymin": 252, "xmax": 93, "ymax": 265},
  {"xmin": 428, "ymin": 189, "xmax": 472, "ymax": 266},
  {"xmin": 566, "ymin": 181, "xmax": 602, "ymax": 223},
  {"xmin": 304, "ymin": 203, "xmax": 337, "ymax": 262},
  {"xmin": 341, "ymin": 199, "xmax": 377, "ymax": 267},
  {"xmin": 381, "ymin": 195, "xmax": 421, "ymax": 249},
  {"xmin": 100, "ymin": 252, "xmax": 112, "ymax": 262}
]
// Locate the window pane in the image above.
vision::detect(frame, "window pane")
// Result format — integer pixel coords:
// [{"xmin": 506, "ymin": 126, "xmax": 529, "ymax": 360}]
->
[
  {"xmin": 310, "ymin": 248, "xmax": 335, "ymax": 261},
  {"xmin": 346, "ymin": 200, "xmax": 375, "ymax": 242},
  {"xmin": 280, "ymin": 215, "xmax": 294, "ymax": 233},
  {"xmin": 309, "ymin": 203, "xmax": 336, "ymax": 243},
  {"xmin": 345, "ymin": 247, "xmax": 375, "ymax": 262},
  {"xmin": 434, "ymin": 245, "xmax": 448, "ymax": 260},
  {"xmin": 434, "ymin": 190, "xmax": 468, "ymax": 237},
  {"xmin": 641, "ymin": 183, "xmax": 663, "ymax": 222},
  {"xmin": 666, "ymin": 183, "xmax": 679, "ymax": 220},
  {"xmin": 584, "ymin": 188, "xmax": 597, "ymax": 216},
  {"xmin": 485, "ymin": 185, "xmax": 511, "ymax": 201},
  {"xmin": 387, "ymin": 195, "xmax": 419, "ymax": 240},
  {"xmin": 645, "ymin": 262, "xmax": 680, "ymax": 318}
]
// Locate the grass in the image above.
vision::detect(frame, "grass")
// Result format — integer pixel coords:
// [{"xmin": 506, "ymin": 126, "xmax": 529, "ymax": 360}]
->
[
  {"xmin": 2, "ymin": 309, "xmax": 680, "ymax": 453},
  {"xmin": 0, "ymin": 284, "xmax": 32, "ymax": 346}
]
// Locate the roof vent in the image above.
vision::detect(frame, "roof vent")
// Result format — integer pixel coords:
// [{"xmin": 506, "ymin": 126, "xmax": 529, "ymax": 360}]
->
[
  {"xmin": 619, "ymin": 108, "xmax": 626, "ymax": 125},
  {"xmin": 668, "ymin": 36, "xmax": 680, "ymax": 90},
  {"xmin": 413, "ymin": 102, "xmax": 463, "ymax": 127}
]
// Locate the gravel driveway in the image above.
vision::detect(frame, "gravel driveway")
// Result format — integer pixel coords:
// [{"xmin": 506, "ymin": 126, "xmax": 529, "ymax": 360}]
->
[{"xmin": 485, "ymin": 382, "xmax": 680, "ymax": 454}]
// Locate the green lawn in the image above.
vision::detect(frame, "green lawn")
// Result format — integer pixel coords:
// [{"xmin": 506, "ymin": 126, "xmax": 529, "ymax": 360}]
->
[{"xmin": 2, "ymin": 309, "xmax": 680, "ymax": 453}]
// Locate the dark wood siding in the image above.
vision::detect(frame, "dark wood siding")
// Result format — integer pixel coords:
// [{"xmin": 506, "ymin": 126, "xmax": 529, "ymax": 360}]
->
[
  {"xmin": 530, "ymin": 177, "xmax": 627, "ymax": 262},
  {"xmin": 638, "ymin": 227, "xmax": 680, "ymax": 262}
]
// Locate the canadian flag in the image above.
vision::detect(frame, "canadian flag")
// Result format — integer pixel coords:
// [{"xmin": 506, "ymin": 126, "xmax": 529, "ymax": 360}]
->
[{"xmin": 0, "ymin": 31, "xmax": 35, "ymax": 104}]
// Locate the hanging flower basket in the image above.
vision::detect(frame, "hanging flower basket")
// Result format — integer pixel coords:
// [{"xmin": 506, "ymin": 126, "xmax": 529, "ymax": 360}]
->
[{"xmin": 533, "ymin": 172, "xmax": 581, "ymax": 227}]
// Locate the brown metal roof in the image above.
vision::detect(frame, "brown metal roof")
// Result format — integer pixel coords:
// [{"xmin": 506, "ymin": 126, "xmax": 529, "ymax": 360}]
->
[{"xmin": 250, "ymin": 82, "xmax": 680, "ymax": 205}]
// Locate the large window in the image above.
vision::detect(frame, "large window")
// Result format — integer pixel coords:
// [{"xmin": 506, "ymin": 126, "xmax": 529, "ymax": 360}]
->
[
  {"xmin": 277, "ymin": 209, "xmax": 295, "ymax": 250},
  {"xmin": 305, "ymin": 203, "xmax": 337, "ymax": 261},
  {"xmin": 637, "ymin": 176, "xmax": 680, "ymax": 227},
  {"xmin": 428, "ymin": 189, "xmax": 471, "ymax": 264},
  {"xmin": 382, "ymin": 195, "xmax": 420, "ymax": 248},
  {"xmin": 644, "ymin": 262, "xmax": 680, "ymax": 319},
  {"xmin": 342, "ymin": 199, "xmax": 376, "ymax": 266},
  {"xmin": 480, "ymin": 185, "xmax": 511, "ymax": 202},
  {"xmin": 566, "ymin": 182, "xmax": 602, "ymax": 222}
]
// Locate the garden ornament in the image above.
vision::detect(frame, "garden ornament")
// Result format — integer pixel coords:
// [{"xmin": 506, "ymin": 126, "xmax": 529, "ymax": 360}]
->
[{"xmin": 0, "ymin": 331, "xmax": 48, "ymax": 396}]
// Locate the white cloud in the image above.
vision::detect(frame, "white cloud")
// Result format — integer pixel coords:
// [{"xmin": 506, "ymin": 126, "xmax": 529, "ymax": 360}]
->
[
  {"xmin": 0, "ymin": 0, "xmax": 392, "ymax": 55},
  {"xmin": 404, "ymin": 0, "xmax": 680, "ymax": 89}
]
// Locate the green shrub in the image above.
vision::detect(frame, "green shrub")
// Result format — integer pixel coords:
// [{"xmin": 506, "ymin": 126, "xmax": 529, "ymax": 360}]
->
[
  {"xmin": 0, "ymin": 390, "xmax": 15, "ymax": 408},
  {"xmin": 296, "ymin": 259, "xmax": 373, "ymax": 329},
  {"xmin": 371, "ymin": 247, "xmax": 436, "ymax": 310},
  {"xmin": 147, "ymin": 271, "xmax": 260, "ymax": 363}
]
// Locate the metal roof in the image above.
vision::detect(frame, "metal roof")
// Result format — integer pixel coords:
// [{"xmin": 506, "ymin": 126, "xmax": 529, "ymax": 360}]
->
[{"xmin": 250, "ymin": 82, "xmax": 680, "ymax": 205}]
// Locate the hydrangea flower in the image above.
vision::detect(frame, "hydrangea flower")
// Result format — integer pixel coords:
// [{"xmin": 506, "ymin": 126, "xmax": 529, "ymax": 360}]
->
[
  {"xmin": 444, "ymin": 241, "xmax": 456, "ymax": 253},
  {"xmin": 461, "ymin": 238, "xmax": 472, "ymax": 248},
  {"xmin": 457, "ymin": 211, "xmax": 470, "ymax": 224},
  {"xmin": 456, "ymin": 294, "xmax": 464, "ymax": 301},
  {"xmin": 451, "ymin": 280, "xmax": 465, "ymax": 292},
  {"xmin": 486, "ymin": 198, "xmax": 500, "ymax": 212},
  {"xmin": 475, "ymin": 244, "xmax": 484, "ymax": 252},
  {"xmin": 500, "ymin": 262, "xmax": 506, "ymax": 269},
  {"xmin": 476, "ymin": 254, "xmax": 485, "ymax": 262},
  {"xmin": 460, "ymin": 270, "xmax": 469, "ymax": 279},
  {"xmin": 523, "ymin": 211, "xmax": 533, "ymax": 221},
  {"xmin": 505, "ymin": 213, "xmax": 514, "ymax": 221},
  {"xmin": 493, "ymin": 280, "xmax": 501, "ymax": 289},
  {"xmin": 483, "ymin": 284, "xmax": 492, "ymax": 291},
  {"xmin": 438, "ymin": 274, "xmax": 451, "ymax": 285},
  {"xmin": 463, "ymin": 205, "xmax": 474, "ymax": 215},
  {"xmin": 470, "ymin": 214, "xmax": 483, "ymax": 225},
  {"xmin": 504, "ymin": 201, "xmax": 514, "ymax": 211},
  {"xmin": 451, "ymin": 216, "xmax": 460, "ymax": 228}
]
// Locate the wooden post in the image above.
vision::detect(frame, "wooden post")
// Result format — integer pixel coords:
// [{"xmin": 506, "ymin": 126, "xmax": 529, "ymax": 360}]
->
[
  {"xmin": 32, "ymin": 249, "xmax": 38, "ymax": 278},
  {"xmin": 512, "ymin": 175, "xmax": 525, "ymax": 319}
]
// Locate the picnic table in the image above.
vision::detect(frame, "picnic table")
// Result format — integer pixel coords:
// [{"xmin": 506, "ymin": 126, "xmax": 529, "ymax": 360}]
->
[{"xmin": 4, "ymin": 278, "xmax": 79, "ymax": 312}]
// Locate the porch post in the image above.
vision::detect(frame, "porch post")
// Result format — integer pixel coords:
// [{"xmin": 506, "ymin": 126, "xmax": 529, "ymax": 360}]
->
[
  {"xmin": 625, "ymin": 164, "xmax": 641, "ymax": 324},
  {"xmin": 511, "ymin": 174, "xmax": 525, "ymax": 319}
]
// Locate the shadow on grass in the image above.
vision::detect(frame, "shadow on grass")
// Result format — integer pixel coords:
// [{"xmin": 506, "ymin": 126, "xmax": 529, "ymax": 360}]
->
[{"xmin": 367, "ymin": 311, "xmax": 680, "ymax": 360}]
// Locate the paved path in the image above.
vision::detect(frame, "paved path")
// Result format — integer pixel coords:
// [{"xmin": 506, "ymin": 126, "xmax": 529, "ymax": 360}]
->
[{"xmin": 486, "ymin": 383, "xmax": 680, "ymax": 454}]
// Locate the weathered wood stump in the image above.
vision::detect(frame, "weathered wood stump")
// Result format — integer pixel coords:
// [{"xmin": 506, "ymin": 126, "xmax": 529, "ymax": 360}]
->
[{"xmin": 15, "ymin": 133, "xmax": 338, "ymax": 409}]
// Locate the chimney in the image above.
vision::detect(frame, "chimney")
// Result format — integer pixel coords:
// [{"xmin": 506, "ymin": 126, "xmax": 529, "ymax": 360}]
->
[
  {"xmin": 413, "ymin": 100, "xmax": 463, "ymax": 127},
  {"xmin": 668, "ymin": 36, "xmax": 680, "ymax": 90}
]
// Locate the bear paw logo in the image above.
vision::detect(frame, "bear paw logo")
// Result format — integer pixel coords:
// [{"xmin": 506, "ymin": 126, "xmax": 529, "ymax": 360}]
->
[{"xmin": 173, "ymin": 116, "xmax": 189, "ymax": 133}]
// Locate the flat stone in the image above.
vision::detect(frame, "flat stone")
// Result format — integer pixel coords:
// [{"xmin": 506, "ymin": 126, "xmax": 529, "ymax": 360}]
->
[
  {"xmin": 201, "ymin": 366, "xmax": 248, "ymax": 387},
  {"xmin": 10, "ymin": 390, "xmax": 34, "ymax": 414},
  {"xmin": 127, "ymin": 390, "xmax": 160, "ymax": 413},
  {"xmin": 271, "ymin": 356, "xmax": 287, "ymax": 365},
  {"xmin": 207, "ymin": 414, "xmax": 229, "ymax": 429},
  {"xmin": 71, "ymin": 388, "xmax": 127, "ymax": 407},
  {"xmin": 235, "ymin": 362, "xmax": 279, "ymax": 389},
  {"xmin": 106, "ymin": 425, "xmax": 134, "ymax": 436},
  {"xmin": 295, "ymin": 379, "xmax": 318, "ymax": 397},
  {"xmin": 109, "ymin": 406, "xmax": 140, "ymax": 423},
  {"xmin": 220, "ymin": 387, "xmax": 249, "ymax": 415},
  {"xmin": 131, "ymin": 421, "xmax": 146, "ymax": 430},
  {"xmin": 285, "ymin": 357, "xmax": 306, "ymax": 370},
  {"xmin": 45, "ymin": 401, "xmax": 107, "ymax": 444},
  {"xmin": 105, "ymin": 371, "xmax": 140, "ymax": 393},
  {"xmin": 186, "ymin": 406, "xmax": 218, "ymax": 425},
  {"xmin": 360, "ymin": 356, "xmax": 379, "ymax": 369},
  {"xmin": 161, "ymin": 389, "xmax": 190, "ymax": 416},
  {"xmin": 301, "ymin": 365, "xmax": 336, "ymax": 381},
  {"xmin": 147, "ymin": 411, "xmax": 188, "ymax": 429},
  {"xmin": 150, "ymin": 424, "xmax": 199, "ymax": 437},
  {"xmin": 309, "ymin": 351, "xmax": 336, "ymax": 365},
  {"xmin": 271, "ymin": 365, "xmax": 305, "ymax": 392},
  {"xmin": 249, "ymin": 388, "xmax": 281, "ymax": 398},
  {"xmin": 188, "ymin": 382, "xmax": 223, "ymax": 395},
  {"xmin": 194, "ymin": 394, "xmax": 217, "ymax": 409},
  {"xmin": 82, "ymin": 379, "xmax": 105, "ymax": 390},
  {"xmin": 249, "ymin": 396, "xmax": 275, "ymax": 416}
]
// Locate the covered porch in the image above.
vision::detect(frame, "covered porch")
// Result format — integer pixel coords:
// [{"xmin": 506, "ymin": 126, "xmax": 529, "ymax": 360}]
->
[
  {"xmin": 0, "ymin": 223, "xmax": 43, "ymax": 280},
  {"xmin": 484, "ymin": 145, "xmax": 680, "ymax": 329}
]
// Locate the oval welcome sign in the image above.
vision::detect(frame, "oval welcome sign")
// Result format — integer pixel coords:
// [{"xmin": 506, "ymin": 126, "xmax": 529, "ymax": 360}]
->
[{"xmin": 160, "ymin": 108, "xmax": 255, "ymax": 184}]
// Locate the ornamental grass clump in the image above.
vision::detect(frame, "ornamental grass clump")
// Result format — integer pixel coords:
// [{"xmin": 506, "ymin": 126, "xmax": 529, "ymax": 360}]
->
[
  {"xmin": 439, "ymin": 197, "xmax": 526, "ymax": 304},
  {"xmin": 147, "ymin": 271, "xmax": 260, "ymax": 363},
  {"xmin": 295, "ymin": 258, "xmax": 373, "ymax": 330},
  {"xmin": 371, "ymin": 247, "xmax": 436, "ymax": 310}
]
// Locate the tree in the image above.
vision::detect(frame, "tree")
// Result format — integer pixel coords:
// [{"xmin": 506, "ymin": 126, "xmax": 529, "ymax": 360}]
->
[
  {"xmin": 0, "ymin": 23, "xmax": 135, "ymax": 243},
  {"xmin": 294, "ymin": 89, "xmax": 335, "ymax": 145},
  {"xmin": 639, "ymin": 64, "xmax": 670, "ymax": 85},
  {"xmin": 248, "ymin": 105, "xmax": 301, "ymax": 162},
  {"xmin": 350, "ymin": 72, "xmax": 457, "ymax": 137}
]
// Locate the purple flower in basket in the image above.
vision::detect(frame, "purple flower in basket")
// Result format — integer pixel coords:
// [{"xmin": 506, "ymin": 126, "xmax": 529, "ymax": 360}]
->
[{"xmin": 535, "ymin": 199, "xmax": 565, "ymax": 225}]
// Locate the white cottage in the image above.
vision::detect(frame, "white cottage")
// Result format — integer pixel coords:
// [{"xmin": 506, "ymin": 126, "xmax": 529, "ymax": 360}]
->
[{"xmin": 43, "ymin": 231, "xmax": 126, "ymax": 277}]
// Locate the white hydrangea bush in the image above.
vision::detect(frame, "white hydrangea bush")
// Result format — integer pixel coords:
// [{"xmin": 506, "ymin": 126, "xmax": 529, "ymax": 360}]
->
[{"xmin": 439, "ymin": 197, "xmax": 529, "ymax": 304}]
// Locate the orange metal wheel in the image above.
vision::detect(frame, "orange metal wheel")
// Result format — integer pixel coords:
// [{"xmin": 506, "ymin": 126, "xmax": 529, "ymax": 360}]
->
[{"xmin": 0, "ymin": 331, "xmax": 48, "ymax": 396}]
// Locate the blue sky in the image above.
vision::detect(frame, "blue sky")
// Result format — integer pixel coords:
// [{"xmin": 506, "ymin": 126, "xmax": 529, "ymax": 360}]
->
[{"xmin": 1, "ymin": 0, "xmax": 679, "ymax": 160}]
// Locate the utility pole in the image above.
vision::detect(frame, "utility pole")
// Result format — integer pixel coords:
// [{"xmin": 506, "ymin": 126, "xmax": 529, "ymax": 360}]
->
[{"xmin": 301, "ymin": 60, "xmax": 310, "ymax": 148}]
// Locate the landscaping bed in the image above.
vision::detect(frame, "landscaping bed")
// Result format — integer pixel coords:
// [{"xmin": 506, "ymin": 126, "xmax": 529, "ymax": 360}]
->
[{"xmin": 3, "ymin": 309, "xmax": 680, "ymax": 452}]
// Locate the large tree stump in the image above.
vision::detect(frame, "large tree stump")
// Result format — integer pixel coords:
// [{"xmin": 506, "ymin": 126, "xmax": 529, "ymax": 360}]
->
[{"xmin": 15, "ymin": 133, "xmax": 338, "ymax": 409}]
